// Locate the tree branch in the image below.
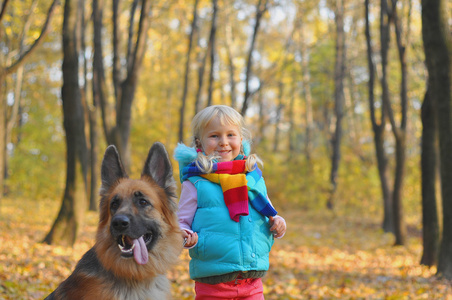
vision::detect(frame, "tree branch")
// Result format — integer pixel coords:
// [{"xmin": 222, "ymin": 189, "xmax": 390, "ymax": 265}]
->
[
  {"xmin": 128, "ymin": 0, "xmax": 152, "ymax": 78},
  {"xmin": 6, "ymin": 0, "xmax": 60, "ymax": 75},
  {"xmin": 0, "ymin": 0, "xmax": 9, "ymax": 23}
]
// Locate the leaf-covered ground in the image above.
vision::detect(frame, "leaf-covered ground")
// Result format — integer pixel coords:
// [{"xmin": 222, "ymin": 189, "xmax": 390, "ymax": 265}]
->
[{"xmin": 0, "ymin": 197, "xmax": 450, "ymax": 299}]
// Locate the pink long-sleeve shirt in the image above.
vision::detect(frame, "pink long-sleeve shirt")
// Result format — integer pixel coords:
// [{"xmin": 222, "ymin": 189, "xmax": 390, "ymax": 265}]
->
[{"xmin": 178, "ymin": 181, "xmax": 199, "ymax": 234}]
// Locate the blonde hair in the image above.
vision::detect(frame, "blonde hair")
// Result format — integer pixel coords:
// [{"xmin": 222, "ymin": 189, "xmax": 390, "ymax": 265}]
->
[{"xmin": 191, "ymin": 105, "xmax": 262, "ymax": 172}]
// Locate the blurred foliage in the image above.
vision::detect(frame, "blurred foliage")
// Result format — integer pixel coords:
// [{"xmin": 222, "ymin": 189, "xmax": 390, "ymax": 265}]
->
[
  {"xmin": 2, "ymin": 0, "xmax": 426, "ymax": 208},
  {"xmin": 6, "ymin": 67, "xmax": 64, "ymax": 199}
]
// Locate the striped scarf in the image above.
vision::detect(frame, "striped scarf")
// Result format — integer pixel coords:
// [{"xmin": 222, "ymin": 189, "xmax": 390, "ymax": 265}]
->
[{"xmin": 181, "ymin": 160, "xmax": 277, "ymax": 222}]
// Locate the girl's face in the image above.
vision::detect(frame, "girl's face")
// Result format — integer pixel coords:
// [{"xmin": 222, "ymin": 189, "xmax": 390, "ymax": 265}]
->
[{"xmin": 200, "ymin": 117, "xmax": 242, "ymax": 162}]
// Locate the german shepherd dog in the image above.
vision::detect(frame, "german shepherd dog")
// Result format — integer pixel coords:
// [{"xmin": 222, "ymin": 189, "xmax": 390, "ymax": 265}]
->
[{"xmin": 45, "ymin": 142, "xmax": 183, "ymax": 300}]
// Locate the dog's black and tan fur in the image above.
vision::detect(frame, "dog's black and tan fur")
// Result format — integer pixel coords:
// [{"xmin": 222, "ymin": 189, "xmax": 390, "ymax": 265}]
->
[{"xmin": 45, "ymin": 142, "xmax": 183, "ymax": 300}]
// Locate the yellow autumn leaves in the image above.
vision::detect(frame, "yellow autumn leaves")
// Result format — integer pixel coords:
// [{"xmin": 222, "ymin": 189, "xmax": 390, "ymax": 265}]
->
[{"xmin": 1, "ymin": 197, "xmax": 451, "ymax": 299}]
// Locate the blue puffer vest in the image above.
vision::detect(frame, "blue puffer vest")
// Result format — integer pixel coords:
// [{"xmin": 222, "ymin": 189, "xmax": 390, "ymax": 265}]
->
[{"xmin": 187, "ymin": 176, "xmax": 274, "ymax": 281}]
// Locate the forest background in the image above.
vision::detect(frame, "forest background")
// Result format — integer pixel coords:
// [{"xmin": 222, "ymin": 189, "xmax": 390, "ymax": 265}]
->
[{"xmin": 0, "ymin": 0, "xmax": 451, "ymax": 298}]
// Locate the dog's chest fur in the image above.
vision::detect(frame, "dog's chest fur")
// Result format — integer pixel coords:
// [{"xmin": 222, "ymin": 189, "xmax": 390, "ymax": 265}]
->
[{"xmin": 112, "ymin": 275, "xmax": 171, "ymax": 300}]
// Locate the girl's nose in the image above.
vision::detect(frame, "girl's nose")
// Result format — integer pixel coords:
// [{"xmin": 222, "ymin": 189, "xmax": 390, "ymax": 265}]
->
[{"xmin": 219, "ymin": 136, "xmax": 228, "ymax": 146}]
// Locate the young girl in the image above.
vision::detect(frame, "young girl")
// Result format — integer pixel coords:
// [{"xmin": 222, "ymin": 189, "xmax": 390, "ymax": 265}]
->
[{"xmin": 174, "ymin": 105, "xmax": 286, "ymax": 299}]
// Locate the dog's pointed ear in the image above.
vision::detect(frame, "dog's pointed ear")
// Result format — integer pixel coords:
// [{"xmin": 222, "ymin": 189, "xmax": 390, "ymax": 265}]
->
[
  {"xmin": 101, "ymin": 145, "xmax": 128, "ymax": 194},
  {"xmin": 142, "ymin": 142, "xmax": 175, "ymax": 194}
]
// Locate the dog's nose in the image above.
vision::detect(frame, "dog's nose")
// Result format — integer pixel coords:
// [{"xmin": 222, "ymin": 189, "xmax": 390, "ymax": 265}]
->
[{"xmin": 112, "ymin": 215, "xmax": 130, "ymax": 231}]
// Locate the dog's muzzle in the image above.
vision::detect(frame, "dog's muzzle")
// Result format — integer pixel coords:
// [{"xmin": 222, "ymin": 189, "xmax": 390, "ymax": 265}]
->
[{"xmin": 111, "ymin": 214, "xmax": 153, "ymax": 265}]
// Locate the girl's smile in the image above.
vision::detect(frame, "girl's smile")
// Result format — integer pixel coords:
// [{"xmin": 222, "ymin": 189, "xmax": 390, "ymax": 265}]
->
[{"xmin": 200, "ymin": 117, "xmax": 242, "ymax": 162}]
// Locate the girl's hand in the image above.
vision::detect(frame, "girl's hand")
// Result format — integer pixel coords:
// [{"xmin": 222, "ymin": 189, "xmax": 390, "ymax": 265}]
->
[
  {"xmin": 182, "ymin": 230, "xmax": 198, "ymax": 248},
  {"xmin": 269, "ymin": 216, "xmax": 286, "ymax": 238}
]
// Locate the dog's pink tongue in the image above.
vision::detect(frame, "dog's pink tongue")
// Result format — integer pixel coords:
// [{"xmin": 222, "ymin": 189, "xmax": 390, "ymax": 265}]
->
[{"xmin": 133, "ymin": 236, "xmax": 148, "ymax": 265}]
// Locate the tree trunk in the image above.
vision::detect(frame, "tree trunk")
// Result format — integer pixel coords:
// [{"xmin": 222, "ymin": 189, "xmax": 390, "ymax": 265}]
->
[
  {"xmin": 0, "ymin": 0, "xmax": 10, "ymax": 24},
  {"xmin": 92, "ymin": 0, "xmax": 113, "ymax": 145},
  {"xmin": 327, "ymin": 0, "xmax": 346, "ymax": 210},
  {"xmin": 288, "ymin": 70, "xmax": 297, "ymax": 154},
  {"xmin": 391, "ymin": 130, "xmax": 407, "ymax": 245},
  {"xmin": 345, "ymin": 68, "xmax": 361, "ymax": 154},
  {"xmin": 91, "ymin": 0, "xmax": 110, "ymax": 212},
  {"xmin": 299, "ymin": 19, "xmax": 313, "ymax": 162},
  {"xmin": 420, "ymin": 88, "xmax": 439, "ymax": 266},
  {"xmin": 386, "ymin": 0, "xmax": 409, "ymax": 246},
  {"xmin": 375, "ymin": 126, "xmax": 393, "ymax": 232},
  {"xmin": 194, "ymin": 27, "xmax": 210, "ymax": 115},
  {"xmin": 88, "ymin": 107, "xmax": 99, "ymax": 211},
  {"xmin": 241, "ymin": 0, "xmax": 268, "ymax": 116},
  {"xmin": 112, "ymin": 0, "xmax": 121, "ymax": 103},
  {"xmin": 206, "ymin": 0, "xmax": 218, "ymax": 107},
  {"xmin": 224, "ymin": 22, "xmax": 237, "ymax": 108},
  {"xmin": 93, "ymin": 0, "xmax": 152, "ymax": 171},
  {"xmin": 273, "ymin": 82, "xmax": 283, "ymax": 152},
  {"xmin": 256, "ymin": 90, "xmax": 266, "ymax": 146},
  {"xmin": 79, "ymin": 0, "xmax": 98, "ymax": 212},
  {"xmin": 178, "ymin": 0, "xmax": 199, "ymax": 142},
  {"xmin": 4, "ymin": 63, "xmax": 23, "ymax": 184},
  {"xmin": 115, "ymin": 0, "xmax": 152, "ymax": 170},
  {"xmin": 380, "ymin": 0, "xmax": 393, "ymax": 231},
  {"xmin": 422, "ymin": 0, "xmax": 452, "ymax": 279},
  {"xmin": 43, "ymin": 0, "xmax": 88, "ymax": 246},
  {"xmin": 366, "ymin": 0, "xmax": 393, "ymax": 233},
  {"xmin": 0, "ymin": 72, "xmax": 5, "ymax": 197}
]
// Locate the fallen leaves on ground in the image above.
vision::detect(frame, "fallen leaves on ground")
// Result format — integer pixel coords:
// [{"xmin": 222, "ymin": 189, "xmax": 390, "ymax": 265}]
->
[{"xmin": 0, "ymin": 198, "xmax": 450, "ymax": 299}]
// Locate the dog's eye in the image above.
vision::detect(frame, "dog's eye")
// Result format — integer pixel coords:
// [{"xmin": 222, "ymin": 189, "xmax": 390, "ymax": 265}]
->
[
  {"xmin": 139, "ymin": 199, "xmax": 150, "ymax": 207},
  {"xmin": 134, "ymin": 191, "xmax": 151, "ymax": 207},
  {"xmin": 111, "ymin": 198, "xmax": 120, "ymax": 210}
]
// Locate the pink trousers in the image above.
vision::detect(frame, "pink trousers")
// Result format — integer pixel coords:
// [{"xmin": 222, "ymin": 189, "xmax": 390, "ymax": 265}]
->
[{"xmin": 195, "ymin": 278, "xmax": 264, "ymax": 300}]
